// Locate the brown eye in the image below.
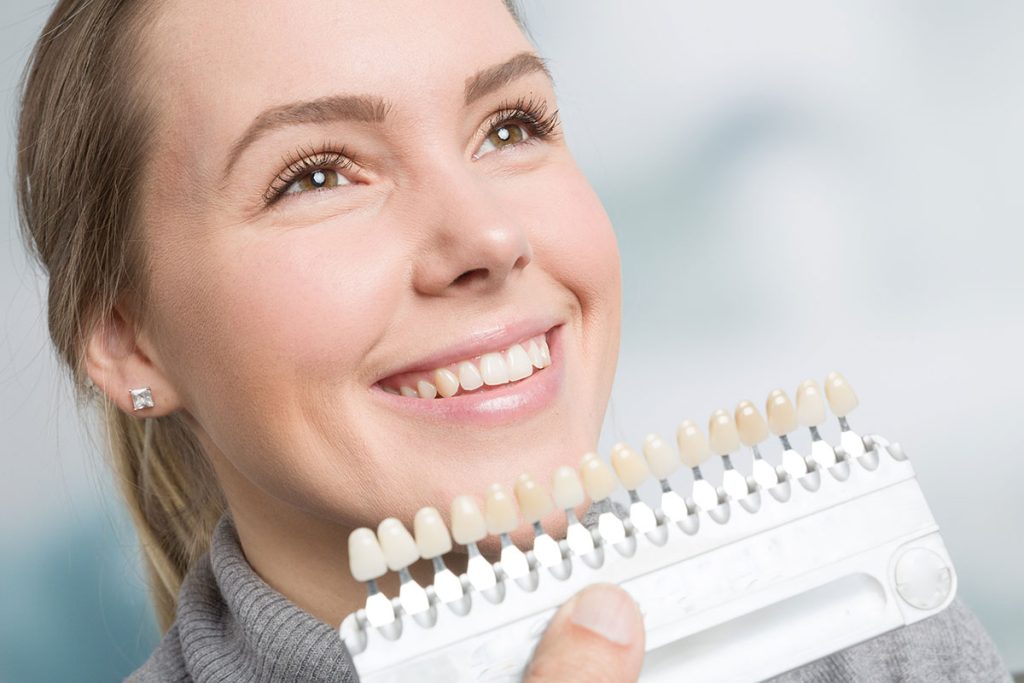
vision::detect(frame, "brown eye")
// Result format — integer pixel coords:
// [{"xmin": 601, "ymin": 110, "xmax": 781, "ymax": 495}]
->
[
  {"xmin": 476, "ymin": 122, "xmax": 531, "ymax": 157},
  {"xmin": 284, "ymin": 168, "xmax": 349, "ymax": 196}
]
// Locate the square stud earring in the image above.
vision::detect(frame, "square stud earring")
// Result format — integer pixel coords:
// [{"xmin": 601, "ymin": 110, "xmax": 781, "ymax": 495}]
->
[{"xmin": 129, "ymin": 386, "xmax": 155, "ymax": 411}]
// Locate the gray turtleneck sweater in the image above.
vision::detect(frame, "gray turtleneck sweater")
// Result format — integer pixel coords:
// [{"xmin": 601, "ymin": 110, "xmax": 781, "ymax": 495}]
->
[{"xmin": 127, "ymin": 515, "xmax": 1012, "ymax": 682}]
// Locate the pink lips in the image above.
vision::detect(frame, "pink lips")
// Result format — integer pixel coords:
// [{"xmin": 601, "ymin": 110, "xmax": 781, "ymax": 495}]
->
[{"xmin": 372, "ymin": 323, "xmax": 565, "ymax": 426}]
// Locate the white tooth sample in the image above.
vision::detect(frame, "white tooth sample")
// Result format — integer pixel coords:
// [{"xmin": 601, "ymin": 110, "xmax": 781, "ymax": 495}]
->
[
  {"xmin": 376, "ymin": 518, "xmax": 420, "ymax": 572},
  {"xmin": 796, "ymin": 379, "xmax": 826, "ymax": 427},
  {"xmin": 416, "ymin": 380, "xmax": 437, "ymax": 399},
  {"xmin": 677, "ymin": 419, "xmax": 712, "ymax": 468},
  {"xmin": 551, "ymin": 465, "xmax": 585, "ymax": 509},
  {"xmin": 514, "ymin": 473, "xmax": 554, "ymax": 524},
  {"xmin": 450, "ymin": 495, "xmax": 487, "ymax": 545},
  {"xmin": 484, "ymin": 483, "xmax": 520, "ymax": 535},
  {"xmin": 479, "ymin": 352, "xmax": 510, "ymax": 386},
  {"xmin": 610, "ymin": 442, "xmax": 650, "ymax": 491},
  {"xmin": 580, "ymin": 453, "xmax": 617, "ymax": 501},
  {"xmin": 735, "ymin": 400, "xmax": 769, "ymax": 446},
  {"xmin": 708, "ymin": 409, "xmax": 741, "ymax": 455},
  {"xmin": 348, "ymin": 527, "xmax": 388, "ymax": 582},
  {"xmin": 538, "ymin": 337, "xmax": 552, "ymax": 367},
  {"xmin": 642, "ymin": 433, "xmax": 678, "ymax": 480},
  {"xmin": 505, "ymin": 344, "xmax": 534, "ymax": 382},
  {"xmin": 399, "ymin": 386, "xmax": 418, "ymax": 398},
  {"xmin": 526, "ymin": 340, "xmax": 545, "ymax": 369},
  {"xmin": 413, "ymin": 506, "xmax": 452, "ymax": 559},
  {"xmin": 457, "ymin": 361, "xmax": 483, "ymax": 391},
  {"xmin": 825, "ymin": 371, "xmax": 859, "ymax": 417},
  {"xmin": 766, "ymin": 389, "xmax": 798, "ymax": 436},
  {"xmin": 434, "ymin": 368, "xmax": 460, "ymax": 398}
]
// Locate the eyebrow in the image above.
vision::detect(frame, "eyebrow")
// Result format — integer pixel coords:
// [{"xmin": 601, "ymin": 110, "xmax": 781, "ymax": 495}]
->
[{"xmin": 221, "ymin": 51, "xmax": 552, "ymax": 182}]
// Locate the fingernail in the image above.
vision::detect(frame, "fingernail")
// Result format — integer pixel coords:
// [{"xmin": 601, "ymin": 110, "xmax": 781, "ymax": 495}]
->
[{"xmin": 569, "ymin": 584, "xmax": 638, "ymax": 645}]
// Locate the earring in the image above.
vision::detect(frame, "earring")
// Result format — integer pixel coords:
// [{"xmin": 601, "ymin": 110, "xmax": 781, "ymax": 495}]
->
[{"xmin": 129, "ymin": 386, "xmax": 155, "ymax": 411}]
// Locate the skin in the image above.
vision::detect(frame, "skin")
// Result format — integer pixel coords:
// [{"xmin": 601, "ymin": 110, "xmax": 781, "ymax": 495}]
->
[{"xmin": 86, "ymin": 0, "xmax": 621, "ymax": 626}]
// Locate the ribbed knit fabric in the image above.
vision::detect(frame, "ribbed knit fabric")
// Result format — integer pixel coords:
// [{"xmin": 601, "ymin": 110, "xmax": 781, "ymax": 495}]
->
[{"xmin": 128, "ymin": 513, "xmax": 1012, "ymax": 682}]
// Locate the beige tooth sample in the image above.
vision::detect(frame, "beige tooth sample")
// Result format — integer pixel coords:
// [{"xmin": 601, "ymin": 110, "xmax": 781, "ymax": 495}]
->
[
  {"xmin": 458, "ymin": 361, "xmax": 483, "ymax": 391},
  {"xmin": 376, "ymin": 518, "xmax": 420, "ymax": 572},
  {"xmin": 642, "ymin": 433, "xmax": 679, "ymax": 480},
  {"xmin": 413, "ymin": 506, "xmax": 452, "ymax": 559},
  {"xmin": 348, "ymin": 527, "xmax": 388, "ymax": 582},
  {"xmin": 505, "ymin": 344, "xmax": 534, "ymax": 382},
  {"xmin": 450, "ymin": 495, "xmax": 487, "ymax": 545},
  {"xmin": 796, "ymin": 379, "xmax": 827, "ymax": 427},
  {"xmin": 677, "ymin": 419, "xmax": 712, "ymax": 468},
  {"xmin": 610, "ymin": 442, "xmax": 650, "ymax": 491},
  {"xmin": 480, "ymin": 352, "xmax": 510, "ymax": 386},
  {"xmin": 580, "ymin": 452, "xmax": 617, "ymax": 501},
  {"xmin": 514, "ymin": 473, "xmax": 554, "ymax": 523},
  {"xmin": 708, "ymin": 409, "xmax": 741, "ymax": 455},
  {"xmin": 824, "ymin": 371, "xmax": 859, "ymax": 417},
  {"xmin": 766, "ymin": 389, "xmax": 798, "ymax": 435},
  {"xmin": 735, "ymin": 400, "xmax": 769, "ymax": 446},
  {"xmin": 416, "ymin": 380, "xmax": 437, "ymax": 399},
  {"xmin": 526, "ymin": 339, "xmax": 545, "ymax": 369},
  {"xmin": 399, "ymin": 386, "xmax": 418, "ymax": 398},
  {"xmin": 434, "ymin": 368, "xmax": 460, "ymax": 398},
  {"xmin": 484, "ymin": 483, "xmax": 520, "ymax": 535},
  {"xmin": 551, "ymin": 465, "xmax": 585, "ymax": 510}
]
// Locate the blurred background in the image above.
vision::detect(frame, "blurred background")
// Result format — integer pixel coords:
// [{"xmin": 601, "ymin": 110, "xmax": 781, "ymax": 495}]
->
[{"xmin": 2, "ymin": 1, "xmax": 1021, "ymax": 680}]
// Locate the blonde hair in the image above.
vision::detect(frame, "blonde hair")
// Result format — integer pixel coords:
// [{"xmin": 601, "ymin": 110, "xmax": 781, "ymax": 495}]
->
[{"xmin": 16, "ymin": 0, "xmax": 525, "ymax": 634}]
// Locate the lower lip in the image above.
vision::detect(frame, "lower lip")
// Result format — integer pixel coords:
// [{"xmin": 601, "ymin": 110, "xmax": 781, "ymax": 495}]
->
[{"xmin": 370, "ymin": 325, "xmax": 565, "ymax": 426}]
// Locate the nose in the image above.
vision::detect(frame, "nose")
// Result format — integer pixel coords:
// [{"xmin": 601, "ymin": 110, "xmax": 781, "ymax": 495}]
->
[{"xmin": 411, "ymin": 171, "xmax": 532, "ymax": 297}]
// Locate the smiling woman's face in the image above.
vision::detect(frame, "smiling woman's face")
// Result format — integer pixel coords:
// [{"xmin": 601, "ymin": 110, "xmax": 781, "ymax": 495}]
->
[{"xmin": 129, "ymin": 0, "xmax": 619, "ymax": 599}]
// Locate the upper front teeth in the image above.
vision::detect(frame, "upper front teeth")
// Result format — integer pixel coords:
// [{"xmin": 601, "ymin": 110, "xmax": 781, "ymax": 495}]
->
[{"xmin": 386, "ymin": 334, "xmax": 552, "ymax": 399}]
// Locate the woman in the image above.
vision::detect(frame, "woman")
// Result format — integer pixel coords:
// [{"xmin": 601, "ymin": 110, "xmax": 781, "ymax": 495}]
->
[{"xmin": 16, "ymin": 0, "xmax": 1011, "ymax": 681}]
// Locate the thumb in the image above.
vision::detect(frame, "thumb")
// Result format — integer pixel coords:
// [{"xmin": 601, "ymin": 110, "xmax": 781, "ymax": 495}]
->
[{"xmin": 524, "ymin": 583, "xmax": 646, "ymax": 683}]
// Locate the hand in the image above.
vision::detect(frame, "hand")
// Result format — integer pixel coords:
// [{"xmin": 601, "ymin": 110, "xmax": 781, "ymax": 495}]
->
[{"xmin": 523, "ymin": 583, "xmax": 646, "ymax": 683}]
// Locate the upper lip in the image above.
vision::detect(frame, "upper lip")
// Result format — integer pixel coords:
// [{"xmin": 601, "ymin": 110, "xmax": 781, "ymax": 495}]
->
[{"xmin": 374, "ymin": 315, "xmax": 563, "ymax": 384}]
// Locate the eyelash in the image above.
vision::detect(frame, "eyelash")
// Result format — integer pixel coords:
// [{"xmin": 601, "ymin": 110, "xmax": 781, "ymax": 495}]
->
[{"xmin": 262, "ymin": 96, "xmax": 562, "ymax": 207}]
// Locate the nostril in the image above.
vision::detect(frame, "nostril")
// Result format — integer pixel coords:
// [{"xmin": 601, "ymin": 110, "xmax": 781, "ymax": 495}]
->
[{"xmin": 452, "ymin": 268, "xmax": 489, "ymax": 286}]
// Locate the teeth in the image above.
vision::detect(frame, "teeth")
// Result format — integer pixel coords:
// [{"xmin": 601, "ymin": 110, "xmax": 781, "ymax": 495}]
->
[
  {"xmin": 825, "ymin": 371, "xmax": 859, "ymax": 417},
  {"xmin": 766, "ymin": 389, "xmax": 798, "ymax": 435},
  {"xmin": 796, "ymin": 379, "xmax": 826, "ymax": 427},
  {"xmin": 450, "ymin": 495, "xmax": 487, "ymax": 545},
  {"xmin": 479, "ymin": 352, "xmax": 510, "ymax": 385},
  {"xmin": 413, "ymin": 506, "xmax": 452, "ymax": 559},
  {"xmin": 708, "ymin": 409, "xmax": 741, "ymax": 455},
  {"xmin": 514, "ymin": 473, "xmax": 554, "ymax": 523},
  {"xmin": 735, "ymin": 400, "xmax": 769, "ymax": 446},
  {"xmin": 580, "ymin": 452, "xmax": 618, "ymax": 502},
  {"xmin": 642, "ymin": 433, "xmax": 678, "ymax": 480},
  {"xmin": 677, "ymin": 419, "xmax": 712, "ymax": 468},
  {"xmin": 457, "ymin": 361, "xmax": 483, "ymax": 391},
  {"xmin": 400, "ymin": 386, "xmax": 418, "ymax": 398},
  {"xmin": 505, "ymin": 344, "xmax": 534, "ymax": 382},
  {"xmin": 376, "ymin": 518, "xmax": 420, "ymax": 571},
  {"xmin": 484, "ymin": 483, "xmax": 520, "ymax": 535},
  {"xmin": 348, "ymin": 527, "xmax": 388, "ymax": 582},
  {"xmin": 610, "ymin": 442, "xmax": 650, "ymax": 491},
  {"xmin": 526, "ymin": 340, "xmax": 545, "ymax": 369},
  {"xmin": 551, "ymin": 465, "xmax": 585, "ymax": 509},
  {"xmin": 434, "ymin": 368, "xmax": 460, "ymax": 398},
  {"xmin": 416, "ymin": 380, "xmax": 437, "ymax": 399},
  {"xmin": 538, "ymin": 338, "xmax": 551, "ymax": 366}
]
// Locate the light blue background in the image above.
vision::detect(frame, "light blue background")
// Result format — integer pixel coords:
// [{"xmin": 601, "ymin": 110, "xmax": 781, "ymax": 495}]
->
[{"xmin": 2, "ymin": 2, "xmax": 1022, "ymax": 680}]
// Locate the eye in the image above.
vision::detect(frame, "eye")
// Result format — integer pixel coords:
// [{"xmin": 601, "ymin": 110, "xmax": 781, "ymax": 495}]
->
[
  {"xmin": 263, "ymin": 148, "xmax": 358, "ymax": 206},
  {"xmin": 475, "ymin": 122, "xmax": 531, "ymax": 157},
  {"xmin": 472, "ymin": 97, "xmax": 561, "ymax": 160},
  {"xmin": 282, "ymin": 168, "xmax": 350, "ymax": 196}
]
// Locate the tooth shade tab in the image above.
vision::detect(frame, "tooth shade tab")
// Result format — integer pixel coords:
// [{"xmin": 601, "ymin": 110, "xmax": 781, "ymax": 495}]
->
[
  {"xmin": 610, "ymin": 442, "xmax": 650, "ymax": 491},
  {"xmin": 450, "ymin": 495, "xmax": 487, "ymax": 545},
  {"xmin": 505, "ymin": 344, "xmax": 534, "ymax": 381},
  {"xmin": 348, "ymin": 527, "xmax": 388, "ymax": 582},
  {"xmin": 766, "ymin": 389, "xmax": 798, "ymax": 435},
  {"xmin": 708, "ymin": 409, "xmax": 741, "ymax": 455},
  {"xmin": 796, "ymin": 379, "xmax": 827, "ymax": 427},
  {"xmin": 551, "ymin": 465, "xmax": 585, "ymax": 509},
  {"xmin": 677, "ymin": 419, "xmax": 712, "ymax": 468},
  {"xmin": 413, "ymin": 506, "xmax": 452, "ymax": 558},
  {"xmin": 485, "ymin": 483, "xmax": 520, "ymax": 535},
  {"xmin": 376, "ymin": 518, "xmax": 420, "ymax": 572},
  {"xmin": 580, "ymin": 455, "xmax": 618, "ymax": 502},
  {"xmin": 825, "ymin": 371, "xmax": 859, "ymax": 417},
  {"xmin": 433, "ymin": 368, "xmax": 459, "ymax": 398},
  {"xmin": 643, "ymin": 433, "xmax": 679, "ymax": 480},
  {"xmin": 514, "ymin": 473, "xmax": 554, "ymax": 523},
  {"xmin": 735, "ymin": 400, "xmax": 769, "ymax": 446}
]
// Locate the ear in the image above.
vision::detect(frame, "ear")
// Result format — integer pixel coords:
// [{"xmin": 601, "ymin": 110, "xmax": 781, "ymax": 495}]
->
[{"xmin": 84, "ymin": 306, "xmax": 182, "ymax": 417}]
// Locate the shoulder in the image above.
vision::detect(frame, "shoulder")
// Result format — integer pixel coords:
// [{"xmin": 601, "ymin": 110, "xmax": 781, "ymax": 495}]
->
[{"xmin": 769, "ymin": 598, "xmax": 1012, "ymax": 682}]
